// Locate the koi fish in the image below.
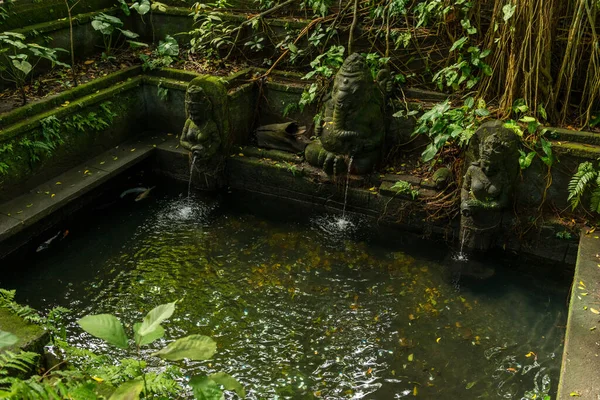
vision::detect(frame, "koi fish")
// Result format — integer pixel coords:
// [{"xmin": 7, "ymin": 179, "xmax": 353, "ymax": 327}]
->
[
  {"xmin": 120, "ymin": 187, "xmax": 149, "ymax": 199},
  {"xmin": 134, "ymin": 186, "xmax": 155, "ymax": 202},
  {"xmin": 36, "ymin": 230, "xmax": 69, "ymax": 252}
]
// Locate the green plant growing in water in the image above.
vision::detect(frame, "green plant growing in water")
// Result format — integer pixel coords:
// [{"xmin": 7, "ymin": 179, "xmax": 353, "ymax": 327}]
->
[
  {"xmin": 390, "ymin": 180, "xmax": 419, "ymax": 199},
  {"xmin": 410, "ymin": 97, "xmax": 489, "ymax": 162},
  {"xmin": 568, "ymin": 161, "xmax": 600, "ymax": 213},
  {"xmin": 77, "ymin": 301, "xmax": 245, "ymax": 399},
  {"xmin": 91, "ymin": 13, "xmax": 141, "ymax": 61},
  {"xmin": 0, "ymin": 32, "xmax": 69, "ymax": 105}
]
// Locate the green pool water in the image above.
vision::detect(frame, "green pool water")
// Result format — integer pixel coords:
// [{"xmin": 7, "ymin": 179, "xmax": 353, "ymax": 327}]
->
[{"xmin": 3, "ymin": 187, "xmax": 568, "ymax": 399}]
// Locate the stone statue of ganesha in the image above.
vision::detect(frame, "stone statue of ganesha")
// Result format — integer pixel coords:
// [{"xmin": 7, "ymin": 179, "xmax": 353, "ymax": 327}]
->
[{"xmin": 304, "ymin": 53, "xmax": 388, "ymax": 175}]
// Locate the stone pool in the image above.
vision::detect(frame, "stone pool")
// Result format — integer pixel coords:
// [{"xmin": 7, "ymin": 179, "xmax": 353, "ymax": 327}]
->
[{"xmin": 2, "ymin": 186, "xmax": 567, "ymax": 399}]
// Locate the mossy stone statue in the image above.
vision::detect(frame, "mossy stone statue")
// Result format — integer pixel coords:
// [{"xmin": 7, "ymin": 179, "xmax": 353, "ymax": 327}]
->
[
  {"xmin": 460, "ymin": 120, "xmax": 519, "ymax": 251},
  {"xmin": 180, "ymin": 76, "xmax": 230, "ymax": 160},
  {"xmin": 305, "ymin": 53, "xmax": 386, "ymax": 175}
]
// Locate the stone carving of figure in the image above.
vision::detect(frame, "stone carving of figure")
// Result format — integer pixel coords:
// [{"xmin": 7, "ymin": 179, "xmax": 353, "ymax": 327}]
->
[
  {"xmin": 180, "ymin": 78, "xmax": 222, "ymax": 160},
  {"xmin": 460, "ymin": 122, "xmax": 518, "ymax": 250},
  {"xmin": 304, "ymin": 53, "xmax": 386, "ymax": 175}
]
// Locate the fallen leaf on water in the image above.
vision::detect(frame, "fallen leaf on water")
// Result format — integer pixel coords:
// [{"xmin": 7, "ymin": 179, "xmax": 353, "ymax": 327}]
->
[
  {"xmin": 409, "ymin": 314, "xmax": 416, "ymax": 320},
  {"xmin": 570, "ymin": 391, "xmax": 581, "ymax": 397},
  {"xmin": 579, "ymin": 280, "xmax": 586, "ymax": 287},
  {"xmin": 584, "ymin": 306, "xmax": 588, "ymax": 310},
  {"xmin": 16, "ymin": 210, "xmax": 22, "ymax": 214},
  {"xmin": 368, "ymin": 187, "xmax": 377, "ymax": 191},
  {"xmin": 56, "ymin": 182, "xmax": 62, "ymax": 185},
  {"xmin": 131, "ymin": 148, "xmax": 136, "ymax": 152},
  {"xmin": 113, "ymin": 156, "xmax": 118, "ymax": 161},
  {"xmin": 590, "ymin": 308, "xmax": 600, "ymax": 314},
  {"xmin": 465, "ymin": 381, "xmax": 476, "ymax": 389},
  {"xmin": 84, "ymin": 170, "xmax": 90, "ymax": 175},
  {"xmin": 26, "ymin": 204, "xmax": 32, "ymax": 208},
  {"xmin": 590, "ymin": 326, "xmax": 596, "ymax": 331},
  {"xmin": 506, "ymin": 367, "xmax": 517, "ymax": 373},
  {"xmin": 99, "ymin": 161, "xmax": 105, "ymax": 165},
  {"xmin": 525, "ymin": 351, "xmax": 536, "ymax": 358},
  {"xmin": 413, "ymin": 386, "xmax": 418, "ymax": 396},
  {"xmin": 366, "ymin": 368, "xmax": 372, "ymax": 375},
  {"xmin": 455, "ymin": 322, "xmax": 462, "ymax": 328},
  {"xmin": 436, "ymin": 337, "xmax": 441, "ymax": 343},
  {"xmin": 51, "ymin": 194, "xmax": 55, "ymax": 198},
  {"xmin": 408, "ymin": 354, "xmax": 414, "ymax": 362}
]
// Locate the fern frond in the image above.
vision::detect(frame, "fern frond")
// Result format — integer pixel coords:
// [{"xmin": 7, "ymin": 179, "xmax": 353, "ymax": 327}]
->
[
  {"xmin": 0, "ymin": 351, "xmax": 38, "ymax": 374},
  {"xmin": 568, "ymin": 161, "xmax": 596, "ymax": 210},
  {"xmin": 590, "ymin": 185, "xmax": 600, "ymax": 213}
]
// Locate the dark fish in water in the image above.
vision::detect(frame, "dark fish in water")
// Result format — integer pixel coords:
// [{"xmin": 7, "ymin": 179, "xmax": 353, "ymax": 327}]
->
[
  {"xmin": 36, "ymin": 230, "xmax": 69, "ymax": 252},
  {"xmin": 135, "ymin": 186, "xmax": 155, "ymax": 202},
  {"xmin": 120, "ymin": 187, "xmax": 149, "ymax": 199}
]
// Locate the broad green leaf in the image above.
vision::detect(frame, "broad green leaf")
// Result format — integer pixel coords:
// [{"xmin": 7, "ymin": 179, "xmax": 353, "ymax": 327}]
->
[
  {"xmin": 189, "ymin": 376, "xmax": 223, "ymax": 400},
  {"xmin": 158, "ymin": 35, "xmax": 179, "ymax": 56},
  {"xmin": 503, "ymin": 4, "xmax": 516, "ymax": 22},
  {"xmin": 152, "ymin": 2, "xmax": 168, "ymax": 12},
  {"xmin": 449, "ymin": 37, "xmax": 468, "ymax": 52},
  {"xmin": 138, "ymin": 302, "xmax": 176, "ymax": 337},
  {"xmin": 153, "ymin": 334, "xmax": 216, "ymax": 361},
  {"xmin": 100, "ymin": 13, "xmax": 124, "ymax": 26},
  {"xmin": 118, "ymin": 0, "xmax": 131, "ymax": 16},
  {"xmin": 0, "ymin": 330, "xmax": 18, "ymax": 349},
  {"xmin": 12, "ymin": 59, "xmax": 32, "ymax": 75},
  {"xmin": 133, "ymin": 322, "xmax": 165, "ymax": 346},
  {"xmin": 519, "ymin": 116, "xmax": 536, "ymax": 123},
  {"xmin": 518, "ymin": 150, "xmax": 536, "ymax": 170},
  {"xmin": 77, "ymin": 314, "xmax": 129, "ymax": 349},
  {"xmin": 128, "ymin": 41, "xmax": 149, "ymax": 49},
  {"xmin": 131, "ymin": 0, "xmax": 151, "ymax": 15},
  {"xmin": 109, "ymin": 379, "xmax": 144, "ymax": 400},
  {"xmin": 118, "ymin": 29, "xmax": 139, "ymax": 39},
  {"xmin": 209, "ymin": 372, "xmax": 246, "ymax": 397},
  {"xmin": 421, "ymin": 143, "xmax": 440, "ymax": 162}
]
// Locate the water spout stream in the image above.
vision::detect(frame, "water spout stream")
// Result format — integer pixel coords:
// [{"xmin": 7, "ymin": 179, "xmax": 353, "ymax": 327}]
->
[
  {"xmin": 188, "ymin": 155, "xmax": 197, "ymax": 199},
  {"xmin": 342, "ymin": 156, "xmax": 354, "ymax": 219}
]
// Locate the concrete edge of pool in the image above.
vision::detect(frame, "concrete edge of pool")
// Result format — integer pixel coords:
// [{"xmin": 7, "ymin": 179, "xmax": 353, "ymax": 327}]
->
[{"xmin": 557, "ymin": 232, "xmax": 600, "ymax": 399}]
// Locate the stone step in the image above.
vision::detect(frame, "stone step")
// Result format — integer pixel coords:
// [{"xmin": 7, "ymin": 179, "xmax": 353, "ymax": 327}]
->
[
  {"xmin": 551, "ymin": 140, "xmax": 600, "ymax": 160},
  {"xmin": 0, "ymin": 135, "xmax": 159, "ymax": 258},
  {"xmin": 547, "ymin": 127, "xmax": 600, "ymax": 146}
]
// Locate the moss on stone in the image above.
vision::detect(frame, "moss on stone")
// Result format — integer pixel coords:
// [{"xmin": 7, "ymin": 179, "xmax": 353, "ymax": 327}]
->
[
  {"xmin": 0, "ymin": 67, "xmax": 142, "ymax": 129},
  {"xmin": 0, "ymin": 309, "xmax": 48, "ymax": 354}
]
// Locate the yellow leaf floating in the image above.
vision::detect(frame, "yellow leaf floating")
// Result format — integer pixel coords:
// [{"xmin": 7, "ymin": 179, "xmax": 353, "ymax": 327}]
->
[
  {"xmin": 368, "ymin": 187, "xmax": 377, "ymax": 191},
  {"xmin": 525, "ymin": 351, "xmax": 536, "ymax": 358},
  {"xmin": 570, "ymin": 391, "xmax": 581, "ymax": 397},
  {"xmin": 413, "ymin": 386, "xmax": 418, "ymax": 396},
  {"xmin": 591, "ymin": 308, "xmax": 600, "ymax": 314},
  {"xmin": 408, "ymin": 353, "xmax": 414, "ymax": 362},
  {"xmin": 436, "ymin": 337, "xmax": 441, "ymax": 343},
  {"xmin": 56, "ymin": 181, "xmax": 62, "ymax": 185},
  {"xmin": 131, "ymin": 148, "xmax": 136, "ymax": 152},
  {"xmin": 51, "ymin": 194, "xmax": 55, "ymax": 198},
  {"xmin": 579, "ymin": 280, "xmax": 586, "ymax": 287}
]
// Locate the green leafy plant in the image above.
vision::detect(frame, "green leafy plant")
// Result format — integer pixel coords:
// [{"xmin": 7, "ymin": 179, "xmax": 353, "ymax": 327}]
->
[
  {"xmin": 390, "ymin": 180, "xmax": 419, "ymax": 199},
  {"xmin": 0, "ymin": 289, "xmax": 42, "ymax": 324},
  {"xmin": 568, "ymin": 161, "xmax": 600, "ymax": 212},
  {"xmin": 91, "ymin": 13, "xmax": 140, "ymax": 61},
  {"xmin": 188, "ymin": 1, "xmax": 235, "ymax": 59},
  {"xmin": 139, "ymin": 35, "xmax": 179, "ymax": 71},
  {"xmin": 410, "ymin": 97, "xmax": 489, "ymax": 162},
  {"xmin": 77, "ymin": 301, "xmax": 245, "ymax": 399},
  {"xmin": 0, "ymin": 31, "xmax": 69, "ymax": 105},
  {"xmin": 299, "ymin": 45, "xmax": 345, "ymax": 113},
  {"xmin": 0, "ymin": 144, "xmax": 12, "ymax": 175}
]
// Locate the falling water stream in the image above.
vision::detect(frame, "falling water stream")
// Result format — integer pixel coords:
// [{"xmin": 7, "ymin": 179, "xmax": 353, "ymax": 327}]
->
[
  {"xmin": 187, "ymin": 154, "xmax": 197, "ymax": 199},
  {"xmin": 341, "ymin": 156, "xmax": 354, "ymax": 221}
]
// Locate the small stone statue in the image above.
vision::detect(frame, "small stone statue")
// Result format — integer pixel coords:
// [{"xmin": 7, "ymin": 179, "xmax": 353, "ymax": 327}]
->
[
  {"xmin": 305, "ymin": 53, "xmax": 386, "ymax": 175},
  {"xmin": 180, "ymin": 76, "xmax": 228, "ymax": 160},
  {"xmin": 460, "ymin": 121, "xmax": 519, "ymax": 250}
]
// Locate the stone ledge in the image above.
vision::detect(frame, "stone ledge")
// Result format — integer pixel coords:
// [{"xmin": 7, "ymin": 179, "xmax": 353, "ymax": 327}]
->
[
  {"xmin": 0, "ymin": 309, "xmax": 48, "ymax": 356},
  {"xmin": 557, "ymin": 231, "xmax": 600, "ymax": 399},
  {"xmin": 0, "ymin": 136, "xmax": 156, "ymax": 258}
]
